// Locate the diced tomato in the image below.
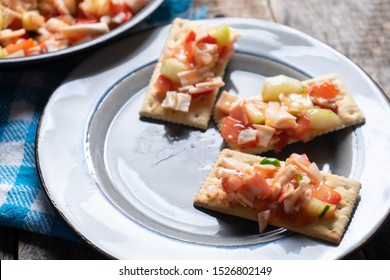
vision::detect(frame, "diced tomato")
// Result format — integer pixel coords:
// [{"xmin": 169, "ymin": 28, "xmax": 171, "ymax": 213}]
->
[
  {"xmin": 219, "ymin": 46, "xmax": 227, "ymax": 59},
  {"xmin": 307, "ymin": 81, "xmax": 340, "ymax": 99},
  {"xmin": 310, "ymin": 183, "xmax": 342, "ymax": 205},
  {"xmin": 5, "ymin": 38, "xmax": 37, "ymax": 55},
  {"xmin": 109, "ymin": 2, "xmax": 131, "ymax": 15},
  {"xmin": 5, "ymin": 44, "xmax": 22, "ymax": 55},
  {"xmin": 183, "ymin": 30, "xmax": 196, "ymax": 64},
  {"xmin": 198, "ymin": 35, "xmax": 217, "ymax": 45},
  {"xmin": 293, "ymin": 114, "xmax": 311, "ymax": 140},
  {"xmin": 243, "ymin": 138, "xmax": 259, "ymax": 148},
  {"xmin": 220, "ymin": 116, "xmax": 246, "ymax": 144},
  {"xmin": 274, "ymin": 131, "xmax": 289, "ymax": 153},
  {"xmin": 185, "ymin": 30, "xmax": 196, "ymax": 43},
  {"xmin": 8, "ymin": 17, "xmax": 22, "ymax": 30},
  {"xmin": 155, "ymin": 75, "xmax": 173, "ymax": 96}
]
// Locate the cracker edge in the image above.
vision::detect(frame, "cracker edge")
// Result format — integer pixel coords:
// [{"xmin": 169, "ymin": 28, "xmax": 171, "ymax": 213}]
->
[
  {"xmin": 193, "ymin": 149, "xmax": 362, "ymax": 244},
  {"xmin": 212, "ymin": 73, "xmax": 366, "ymax": 153},
  {"xmin": 139, "ymin": 18, "xmax": 233, "ymax": 130}
]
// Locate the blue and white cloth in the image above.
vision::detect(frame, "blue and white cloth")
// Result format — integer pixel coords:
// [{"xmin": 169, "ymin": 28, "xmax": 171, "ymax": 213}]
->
[
  {"xmin": 0, "ymin": 0, "xmax": 207, "ymax": 240},
  {"xmin": 0, "ymin": 65, "xmax": 78, "ymax": 239}
]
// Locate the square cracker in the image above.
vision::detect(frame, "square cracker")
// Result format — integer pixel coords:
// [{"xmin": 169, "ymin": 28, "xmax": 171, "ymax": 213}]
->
[
  {"xmin": 213, "ymin": 73, "xmax": 366, "ymax": 153},
  {"xmin": 194, "ymin": 149, "xmax": 362, "ymax": 244},
  {"xmin": 139, "ymin": 18, "xmax": 233, "ymax": 130}
]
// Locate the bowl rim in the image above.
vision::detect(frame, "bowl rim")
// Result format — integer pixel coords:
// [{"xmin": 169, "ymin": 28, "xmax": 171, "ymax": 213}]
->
[{"xmin": 0, "ymin": 0, "xmax": 164, "ymax": 66}]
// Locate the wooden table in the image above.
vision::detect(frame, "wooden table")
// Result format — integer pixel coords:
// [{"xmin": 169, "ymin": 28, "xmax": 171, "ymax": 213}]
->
[{"xmin": 1, "ymin": 0, "xmax": 389, "ymax": 260}]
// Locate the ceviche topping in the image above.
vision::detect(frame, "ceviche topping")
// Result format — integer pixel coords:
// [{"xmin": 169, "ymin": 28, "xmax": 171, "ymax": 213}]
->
[
  {"xmin": 156, "ymin": 24, "xmax": 238, "ymax": 113},
  {"xmin": 0, "ymin": 0, "xmax": 148, "ymax": 58},
  {"xmin": 215, "ymin": 153, "xmax": 342, "ymax": 232},
  {"xmin": 216, "ymin": 75, "xmax": 344, "ymax": 152}
]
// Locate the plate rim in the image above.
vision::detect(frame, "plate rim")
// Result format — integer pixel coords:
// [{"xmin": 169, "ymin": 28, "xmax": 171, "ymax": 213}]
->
[{"xmin": 35, "ymin": 17, "xmax": 390, "ymax": 259}]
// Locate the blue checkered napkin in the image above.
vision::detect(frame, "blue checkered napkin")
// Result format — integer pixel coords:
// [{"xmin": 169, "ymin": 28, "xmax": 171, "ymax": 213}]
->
[
  {"xmin": 0, "ymin": 0, "xmax": 207, "ymax": 240},
  {"xmin": 0, "ymin": 64, "xmax": 79, "ymax": 240}
]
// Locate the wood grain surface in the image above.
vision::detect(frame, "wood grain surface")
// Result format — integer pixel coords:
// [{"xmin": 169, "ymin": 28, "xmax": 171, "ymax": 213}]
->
[{"xmin": 1, "ymin": 0, "xmax": 389, "ymax": 260}]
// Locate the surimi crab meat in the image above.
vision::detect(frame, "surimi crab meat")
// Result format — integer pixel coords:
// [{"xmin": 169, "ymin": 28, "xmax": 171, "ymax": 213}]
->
[
  {"xmin": 213, "ymin": 74, "xmax": 365, "ymax": 154},
  {"xmin": 194, "ymin": 149, "xmax": 362, "ymax": 244},
  {"xmin": 152, "ymin": 22, "xmax": 237, "ymax": 113},
  {"xmin": 139, "ymin": 18, "xmax": 239, "ymax": 130}
]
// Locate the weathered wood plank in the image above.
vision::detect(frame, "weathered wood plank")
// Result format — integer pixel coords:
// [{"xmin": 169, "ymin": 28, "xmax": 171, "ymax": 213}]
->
[
  {"xmin": 271, "ymin": 0, "xmax": 390, "ymax": 260},
  {"xmin": 2, "ymin": 0, "xmax": 388, "ymax": 260},
  {"xmin": 270, "ymin": 0, "xmax": 390, "ymax": 99},
  {"xmin": 18, "ymin": 230, "xmax": 108, "ymax": 260},
  {"xmin": 193, "ymin": 0, "xmax": 273, "ymax": 20}
]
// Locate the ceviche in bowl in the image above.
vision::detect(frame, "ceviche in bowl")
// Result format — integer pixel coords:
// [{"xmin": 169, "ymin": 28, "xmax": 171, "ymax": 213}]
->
[{"xmin": 0, "ymin": 0, "xmax": 162, "ymax": 64}]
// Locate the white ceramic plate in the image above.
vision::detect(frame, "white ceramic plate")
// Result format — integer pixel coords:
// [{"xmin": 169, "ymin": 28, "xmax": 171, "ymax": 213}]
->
[{"xmin": 36, "ymin": 18, "xmax": 390, "ymax": 259}]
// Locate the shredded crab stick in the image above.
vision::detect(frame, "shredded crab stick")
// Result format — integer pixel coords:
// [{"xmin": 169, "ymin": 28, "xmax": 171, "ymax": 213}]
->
[
  {"xmin": 213, "ymin": 74, "xmax": 365, "ymax": 154},
  {"xmin": 139, "ymin": 18, "xmax": 239, "ymax": 130},
  {"xmin": 0, "ymin": 0, "xmax": 148, "ymax": 58},
  {"xmin": 217, "ymin": 153, "xmax": 342, "ymax": 229},
  {"xmin": 194, "ymin": 149, "xmax": 362, "ymax": 244},
  {"xmin": 155, "ymin": 24, "xmax": 238, "ymax": 113}
]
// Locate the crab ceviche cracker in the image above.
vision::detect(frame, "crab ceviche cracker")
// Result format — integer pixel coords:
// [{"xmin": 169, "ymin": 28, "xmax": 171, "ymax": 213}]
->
[
  {"xmin": 140, "ymin": 18, "xmax": 239, "ymax": 130},
  {"xmin": 213, "ymin": 74, "xmax": 365, "ymax": 154},
  {"xmin": 194, "ymin": 149, "xmax": 361, "ymax": 244}
]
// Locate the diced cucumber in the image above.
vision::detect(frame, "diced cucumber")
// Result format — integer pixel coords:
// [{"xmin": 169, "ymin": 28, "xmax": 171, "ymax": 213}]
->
[
  {"xmin": 209, "ymin": 24, "xmax": 231, "ymax": 47},
  {"xmin": 245, "ymin": 103, "xmax": 265, "ymax": 124},
  {"xmin": 0, "ymin": 47, "xmax": 7, "ymax": 59},
  {"xmin": 160, "ymin": 58, "xmax": 190, "ymax": 84},
  {"xmin": 261, "ymin": 75, "xmax": 303, "ymax": 102},
  {"xmin": 0, "ymin": 9, "xmax": 3, "ymax": 30},
  {"xmin": 306, "ymin": 108, "xmax": 342, "ymax": 130},
  {"xmin": 304, "ymin": 198, "xmax": 336, "ymax": 219}
]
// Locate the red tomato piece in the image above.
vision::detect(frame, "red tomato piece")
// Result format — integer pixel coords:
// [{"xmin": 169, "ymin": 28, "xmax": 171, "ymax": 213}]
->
[
  {"xmin": 311, "ymin": 184, "xmax": 342, "ymax": 205},
  {"xmin": 220, "ymin": 117, "xmax": 246, "ymax": 144},
  {"xmin": 185, "ymin": 30, "xmax": 196, "ymax": 43},
  {"xmin": 8, "ymin": 17, "xmax": 22, "ymax": 30},
  {"xmin": 307, "ymin": 81, "xmax": 340, "ymax": 99},
  {"xmin": 5, "ymin": 38, "xmax": 37, "ymax": 55},
  {"xmin": 243, "ymin": 138, "xmax": 259, "ymax": 148},
  {"xmin": 198, "ymin": 35, "xmax": 217, "ymax": 44},
  {"xmin": 183, "ymin": 30, "xmax": 196, "ymax": 64},
  {"xmin": 109, "ymin": 2, "xmax": 129, "ymax": 14},
  {"xmin": 293, "ymin": 114, "xmax": 311, "ymax": 140},
  {"xmin": 274, "ymin": 131, "xmax": 289, "ymax": 153},
  {"xmin": 155, "ymin": 75, "xmax": 173, "ymax": 96}
]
